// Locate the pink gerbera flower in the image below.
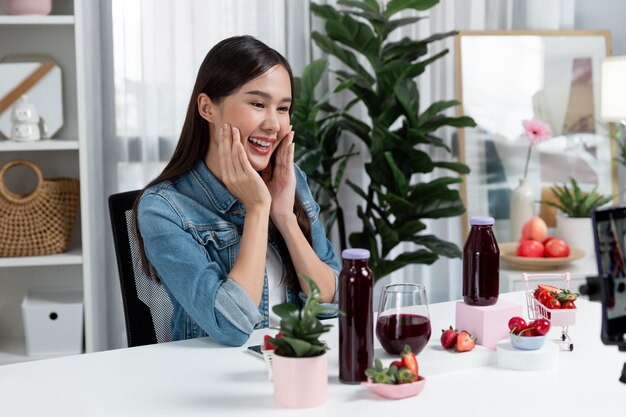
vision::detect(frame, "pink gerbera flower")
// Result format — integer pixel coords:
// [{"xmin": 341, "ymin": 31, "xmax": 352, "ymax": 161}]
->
[
  {"xmin": 521, "ymin": 119, "xmax": 553, "ymax": 180},
  {"xmin": 522, "ymin": 119, "xmax": 552, "ymax": 143}
]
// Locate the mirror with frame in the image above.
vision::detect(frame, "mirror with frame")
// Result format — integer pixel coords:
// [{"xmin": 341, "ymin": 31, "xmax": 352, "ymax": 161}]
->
[
  {"xmin": 455, "ymin": 30, "xmax": 616, "ymax": 242},
  {"xmin": 0, "ymin": 56, "xmax": 64, "ymax": 140}
]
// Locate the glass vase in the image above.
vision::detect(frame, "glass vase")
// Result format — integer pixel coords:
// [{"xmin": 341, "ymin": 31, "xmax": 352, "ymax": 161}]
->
[{"xmin": 509, "ymin": 178, "xmax": 534, "ymax": 242}]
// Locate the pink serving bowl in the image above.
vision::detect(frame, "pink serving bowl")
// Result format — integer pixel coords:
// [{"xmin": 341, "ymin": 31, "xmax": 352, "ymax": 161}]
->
[{"xmin": 361, "ymin": 376, "xmax": 426, "ymax": 400}]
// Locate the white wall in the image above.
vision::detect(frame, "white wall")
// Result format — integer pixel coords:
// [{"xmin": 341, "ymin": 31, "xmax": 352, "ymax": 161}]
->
[
  {"xmin": 575, "ymin": 0, "xmax": 626, "ymax": 196},
  {"xmin": 575, "ymin": 0, "xmax": 626, "ymax": 55}
]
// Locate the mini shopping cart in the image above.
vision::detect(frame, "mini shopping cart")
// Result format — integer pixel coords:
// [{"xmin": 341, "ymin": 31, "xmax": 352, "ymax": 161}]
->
[{"xmin": 523, "ymin": 272, "xmax": 577, "ymax": 351}]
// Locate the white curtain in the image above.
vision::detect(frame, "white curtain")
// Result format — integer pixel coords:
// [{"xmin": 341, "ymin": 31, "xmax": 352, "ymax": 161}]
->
[{"xmin": 104, "ymin": 0, "xmax": 574, "ymax": 348}]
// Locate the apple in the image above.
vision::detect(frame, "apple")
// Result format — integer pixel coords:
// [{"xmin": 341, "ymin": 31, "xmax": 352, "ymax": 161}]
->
[
  {"xmin": 516, "ymin": 240, "xmax": 545, "ymax": 257},
  {"xmin": 521, "ymin": 216, "xmax": 548, "ymax": 242},
  {"xmin": 543, "ymin": 236, "xmax": 556, "ymax": 245},
  {"xmin": 545, "ymin": 238, "xmax": 570, "ymax": 258}
]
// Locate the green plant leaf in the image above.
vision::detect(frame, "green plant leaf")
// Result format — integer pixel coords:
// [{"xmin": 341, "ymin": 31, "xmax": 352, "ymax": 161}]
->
[
  {"xmin": 346, "ymin": 179, "xmax": 369, "ymax": 200},
  {"xmin": 383, "ymin": 17, "xmax": 426, "ymax": 38},
  {"xmin": 298, "ymin": 58, "xmax": 329, "ymax": 104},
  {"xmin": 382, "ymin": 38, "xmax": 428, "ymax": 63},
  {"xmin": 394, "ymin": 81, "xmax": 420, "ymax": 128},
  {"xmin": 421, "ymin": 115, "xmax": 477, "ymax": 131},
  {"xmin": 338, "ymin": 0, "xmax": 380, "ymax": 13},
  {"xmin": 405, "ymin": 49, "xmax": 449, "ymax": 78},
  {"xmin": 374, "ymin": 249, "xmax": 439, "ymax": 277},
  {"xmin": 420, "ymin": 99, "xmax": 460, "ymax": 120},
  {"xmin": 384, "ymin": 152, "xmax": 409, "ymax": 197},
  {"xmin": 377, "ymin": 59, "xmax": 412, "ymax": 99},
  {"xmin": 278, "ymin": 337, "xmax": 315, "ymax": 357},
  {"xmin": 433, "ymin": 161, "xmax": 471, "ymax": 174},
  {"xmin": 373, "ymin": 218, "xmax": 400, "ymax": 258},
  {"xmin": 310, "ymin": 3, "xmax": 342, "ymax": 21},
  {"xmin": 272, "ymin": 303, "xmax": 299, "ymax": 321},
  {"xmin": 333, "ymin": 144, "xmax": 358, "ymax": 189},
  {"xmin": 412, "ymin": 234, "xmax": 462, "ymax": 258},
  {"xmin": 325, "ymin": 14, "xmax": 380, "ymax": 64},
  {"xmin": 408, "ymin": 186, "xmax": 465, "ymax": 218},
  {"xmin": 336, "ymin": 115, "xmax": 371, "ymax": 145},
  {"xmin": 312, "ymin": 32, "xmax": 374, "ymax": 85},
  {"xmin": 384, "ymin": 0, "xmax": 439, "ymax": 18}
]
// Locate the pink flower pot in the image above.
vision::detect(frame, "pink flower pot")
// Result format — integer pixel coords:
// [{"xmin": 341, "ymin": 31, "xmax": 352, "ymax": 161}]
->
[
  {"xmin": 272, "ymin": 352, "xmax": 327, "ymax": 408},
  {"xmin": 3, "ymin": 0, "xmax": 52, "ymax": 15}
]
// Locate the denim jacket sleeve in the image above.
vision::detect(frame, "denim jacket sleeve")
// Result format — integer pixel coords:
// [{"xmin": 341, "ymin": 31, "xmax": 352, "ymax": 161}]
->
[
  {"xmin": 294, "ymin": 164, "xmax": 341, "ymax": 318},
  {"xmin": 137, "ymin": 192, "xmax": 262, "ymax": 347}
]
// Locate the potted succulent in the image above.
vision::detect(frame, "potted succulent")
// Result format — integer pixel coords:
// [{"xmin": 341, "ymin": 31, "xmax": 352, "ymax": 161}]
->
[
  {"xmin": 269, "ymin": 275, "xmax": 334, "ymax": 408},
  {"xmin": 544, "ymin": 178, "xmax": 615, "ymax": 258}
]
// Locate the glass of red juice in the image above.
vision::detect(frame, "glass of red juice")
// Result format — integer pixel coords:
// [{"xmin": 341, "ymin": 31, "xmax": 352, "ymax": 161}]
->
[{"xmin": 376, "ymin": 283, "xmax": 432, "ymax": 356}]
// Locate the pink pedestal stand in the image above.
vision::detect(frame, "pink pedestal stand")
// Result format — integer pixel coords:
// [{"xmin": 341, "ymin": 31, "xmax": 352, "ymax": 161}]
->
[{"xmin": 455, "ymin": 300, "xmax": 522, "ymax": 349}]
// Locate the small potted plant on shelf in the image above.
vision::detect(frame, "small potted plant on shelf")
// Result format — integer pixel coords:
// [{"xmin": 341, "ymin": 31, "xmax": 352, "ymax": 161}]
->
[
  {"xmin": 269, "ymin": 274, "xmax": 334, "ymax": 409},
  {"xmin": 543, "ymin": 177, "xmax": 615, "ymax": 257}
]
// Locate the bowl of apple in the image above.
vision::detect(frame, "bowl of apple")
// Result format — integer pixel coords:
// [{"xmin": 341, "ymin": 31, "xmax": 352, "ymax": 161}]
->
[{"xmin": 500, "ymin": 217, "xmax": 584, "ymax": 270}]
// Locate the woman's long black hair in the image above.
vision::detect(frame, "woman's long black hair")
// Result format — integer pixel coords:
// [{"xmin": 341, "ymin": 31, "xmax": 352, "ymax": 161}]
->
[{"xmin": 133, "ymin": 35, "xmax": 312, "ymax": 293}]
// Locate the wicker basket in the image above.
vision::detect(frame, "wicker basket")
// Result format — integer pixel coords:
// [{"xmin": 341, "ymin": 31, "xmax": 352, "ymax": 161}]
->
[{"xmin": 0, "ymin": 160, "xmax": 80, "ymax": 257}]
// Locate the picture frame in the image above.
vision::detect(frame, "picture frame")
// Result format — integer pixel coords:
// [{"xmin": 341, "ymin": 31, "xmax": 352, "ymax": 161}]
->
[{"xmin": 455, "ymin": 30, "xmax": 617, "ymax": 243}]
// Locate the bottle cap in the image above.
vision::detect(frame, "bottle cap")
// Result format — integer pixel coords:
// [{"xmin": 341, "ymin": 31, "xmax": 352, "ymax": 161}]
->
[
  {"xmin": 470, "ymin": 216, "xmax": 494, "ymax": 226},
  {"xmin": 342, "ymin": 248, "xmax": 371, "ymax": 260}
]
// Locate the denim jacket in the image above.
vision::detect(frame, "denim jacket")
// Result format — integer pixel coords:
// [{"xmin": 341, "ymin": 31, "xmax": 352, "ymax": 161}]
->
[{"xmin": 137, "ymin": 160, "xmax": 341, "ymax": 347}]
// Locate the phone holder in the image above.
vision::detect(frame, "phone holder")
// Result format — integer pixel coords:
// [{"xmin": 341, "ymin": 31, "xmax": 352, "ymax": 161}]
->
[{"xmin": 580, "ymin": 276, "xmax": 626, "ymax": 384}]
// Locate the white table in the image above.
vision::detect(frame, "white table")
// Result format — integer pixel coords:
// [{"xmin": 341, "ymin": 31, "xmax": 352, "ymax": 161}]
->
[{"xmin": 0, "ymin": 292, "xmax": 624, "ymax": 416}]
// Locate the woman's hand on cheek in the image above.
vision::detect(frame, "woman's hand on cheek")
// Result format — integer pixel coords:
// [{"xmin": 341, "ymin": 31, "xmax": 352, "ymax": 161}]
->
[
  {"xmin": 218, "ymin": 124, "xmax": 271, "ymax": 211},
  {"xmin": 268, "ymin": 130, "xmax": 296, "ymax": 227}
]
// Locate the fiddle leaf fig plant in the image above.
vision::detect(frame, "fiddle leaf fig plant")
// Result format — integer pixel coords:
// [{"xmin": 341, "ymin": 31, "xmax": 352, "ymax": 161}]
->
[{"xmin": 306, "ymin": 0, "xmax": 476, "ymax": 279}]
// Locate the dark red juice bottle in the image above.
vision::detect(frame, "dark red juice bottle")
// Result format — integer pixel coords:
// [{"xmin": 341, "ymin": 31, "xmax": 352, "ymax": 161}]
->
[
  {"xmin": 339, "ymin": 248, "xmax": 373, "ymax": 384},
  {"xmin": 463, "ymin": 216, "xmax": 500, "ymax": 306}
]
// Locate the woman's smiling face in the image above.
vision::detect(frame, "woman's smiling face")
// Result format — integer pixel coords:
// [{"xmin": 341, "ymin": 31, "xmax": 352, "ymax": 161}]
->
[{"xmin": 205, "ymin": 65, "xmax": 292, "ymax": 172}]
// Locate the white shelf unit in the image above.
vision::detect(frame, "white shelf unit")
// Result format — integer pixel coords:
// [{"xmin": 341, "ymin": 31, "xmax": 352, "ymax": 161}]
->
[
  {"xmin": 0, "ymin": 15, "xmax": 74, "ymax": 25},
  {"xmin": 0, "ymin": 139, "xmax": 79, "ymax": 151},
  {"xmin": 0, "ymin": 0, "xmax": 105, "ymax": 365}
]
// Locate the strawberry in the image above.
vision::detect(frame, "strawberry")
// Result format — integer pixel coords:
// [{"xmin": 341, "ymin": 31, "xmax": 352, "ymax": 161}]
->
[
  {"xmin": 455, "ymin": 330, "xmax": 476, "ymax": 352},
  {"xmin": 263, "ymin": 334, "xmax": 275, "ymax": 350},
  {"xmin": 400, "ymin": 345, "xmax": 418, "ymax": 381},
  {"xmin": 390, "ymin": 360, "xmax": 404, "ymax": 370},
  {"xmin": 263, "ymin": 332, "xmax": 284, "ymax": 351},
  {"xmin": 440, "ymin": 326, "xmax": 458, "ymax": 349}
]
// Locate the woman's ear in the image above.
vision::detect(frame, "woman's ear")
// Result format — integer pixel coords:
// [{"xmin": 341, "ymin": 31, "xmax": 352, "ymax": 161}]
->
[{"xmin": 197, "ymin": 93, "xmax": 216, "ymax": 123}]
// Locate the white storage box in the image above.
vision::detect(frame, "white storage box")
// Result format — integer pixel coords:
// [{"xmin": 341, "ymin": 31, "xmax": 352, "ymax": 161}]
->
[{"xmin": 21, "ymin": 288, "xmax": 84, "ymax": 356}]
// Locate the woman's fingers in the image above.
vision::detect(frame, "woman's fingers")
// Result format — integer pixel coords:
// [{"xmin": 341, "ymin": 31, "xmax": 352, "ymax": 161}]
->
[
  {"xmin": 279, "ymin": 130, "xmax": 294, "ymax": 169},
  {"xmin": 230, "ymin": 126, "xmax": 245, "ymax": 177},
  {"xmin": 222, "ymin": 124, "xmax": 238, "ymax": 181}
]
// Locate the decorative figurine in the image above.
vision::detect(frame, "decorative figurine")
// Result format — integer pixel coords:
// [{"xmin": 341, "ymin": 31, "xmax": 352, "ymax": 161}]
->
[{"xmin": 10, "ymin": 95, "xmax": 41, "ymax": 142}]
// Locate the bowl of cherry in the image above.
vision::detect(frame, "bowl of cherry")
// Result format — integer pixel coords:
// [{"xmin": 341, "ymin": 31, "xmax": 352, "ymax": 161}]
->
[{"xmin": 508, "ymin": 316, "xmax": 551, "ymax": 351}]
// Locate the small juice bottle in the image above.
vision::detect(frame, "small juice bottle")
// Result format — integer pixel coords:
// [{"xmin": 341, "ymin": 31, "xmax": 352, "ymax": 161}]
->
[{"xmin": 463, "ymin": 216, "xmax": 500, "ymax": 306}]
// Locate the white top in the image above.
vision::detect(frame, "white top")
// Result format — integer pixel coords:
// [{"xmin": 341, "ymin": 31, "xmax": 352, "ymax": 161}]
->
[
  {"xmin": 266, "ymin": 245, "xmax": 285, "ymax": 327},
  {"xmin": 0, "ymin": 292, "xmax": 624, "ymax": 416}
]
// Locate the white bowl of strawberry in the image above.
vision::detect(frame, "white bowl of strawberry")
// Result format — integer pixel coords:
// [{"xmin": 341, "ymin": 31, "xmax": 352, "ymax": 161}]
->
[{"xmin": 508, "ymin": 316, "xmax": 551, "ymax": 351}]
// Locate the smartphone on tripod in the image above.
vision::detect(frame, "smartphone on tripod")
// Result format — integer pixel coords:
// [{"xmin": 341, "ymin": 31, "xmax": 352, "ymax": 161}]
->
[{"xmin": 591, "ymin": 206, "xmax": 626, "ymax": 348}]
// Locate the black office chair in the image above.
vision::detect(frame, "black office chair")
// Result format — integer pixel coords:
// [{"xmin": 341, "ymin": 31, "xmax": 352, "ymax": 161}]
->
[{"xmin": 108, "ymin": 190, "xmax": 173, "ymax": 347}]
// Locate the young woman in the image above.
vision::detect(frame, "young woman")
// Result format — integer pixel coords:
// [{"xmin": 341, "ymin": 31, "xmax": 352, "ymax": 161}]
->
[{"xmin": 135, "ymin": 36, "xmax": 340, "ymax": 347}]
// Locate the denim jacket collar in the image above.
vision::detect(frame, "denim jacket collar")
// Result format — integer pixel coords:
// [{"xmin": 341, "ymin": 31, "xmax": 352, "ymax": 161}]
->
[{"xmin": 190, "ymin": 160, "xmax": 239, "ymax": 214}]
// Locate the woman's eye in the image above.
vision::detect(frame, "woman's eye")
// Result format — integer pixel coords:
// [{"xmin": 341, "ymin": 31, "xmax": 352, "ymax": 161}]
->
[
  {"xmin": 251, "ymin": 102, "xmax": 264, "ymax": 108},
  {"xmin": 278, "ymin": 106, "xmax": 290, "ymax": 113}
]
